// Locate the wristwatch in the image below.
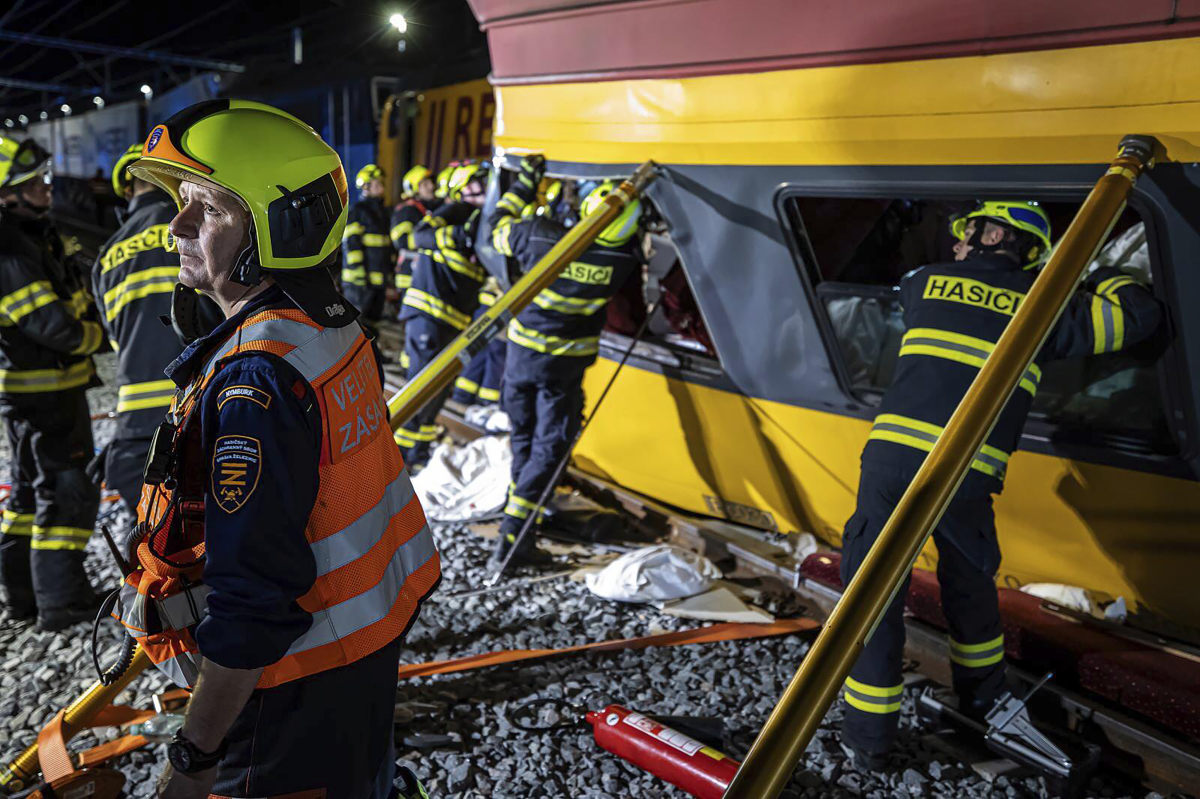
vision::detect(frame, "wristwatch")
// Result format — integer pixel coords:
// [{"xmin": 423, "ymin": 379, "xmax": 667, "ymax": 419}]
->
[{"xmin": 167, "ymin": 730, "xmax": 227, "ymax": 773}]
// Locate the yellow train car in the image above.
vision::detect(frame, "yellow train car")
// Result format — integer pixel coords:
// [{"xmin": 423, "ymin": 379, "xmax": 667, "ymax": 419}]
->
[
  {"xmin": 469, "ymin": 0, "xmax": 1200, "ymax": 632},
  {"xmin": 377, "ymin": 77, "xmax": 495, "ymax": 203}
]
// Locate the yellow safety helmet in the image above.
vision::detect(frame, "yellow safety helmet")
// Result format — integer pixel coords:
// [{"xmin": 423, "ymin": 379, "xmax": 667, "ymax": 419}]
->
[
  {"xmin": 435, "ymin": 164, "xmax": 457, "ymax": 199},
  {"xmin": 402, "ymin": 164, "xmax": 431, "ymax": 197},
  {"xmin": 580, "ymin": 180, "xmax": 641, "ymax": 247},
  {"xmin": 129, "ymin": 100, "xmax": 355, "ymax": 325},
  {"xmin": 448, "ymin": 162, "xmax": 488, "ymax": 199},
  {"xmin": 0, "ymin": 136, "xmax": 50, "ymax": 191},
  {"xmin": 951, "ymin": 200, "xmax": 1052, "ymax": 267},
  {"xmin": 355, "ymin": 163, "xmax": 384, "ymax": 190},
  {"xmin": 111, "ymin": 142, "xmax": 143, "ymax": 197}
]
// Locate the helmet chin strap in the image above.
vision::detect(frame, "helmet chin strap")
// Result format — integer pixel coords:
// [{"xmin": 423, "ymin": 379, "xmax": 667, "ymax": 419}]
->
[{"xmin": 229, "ymin": 226, "xmax": 263, "ymax": 287}]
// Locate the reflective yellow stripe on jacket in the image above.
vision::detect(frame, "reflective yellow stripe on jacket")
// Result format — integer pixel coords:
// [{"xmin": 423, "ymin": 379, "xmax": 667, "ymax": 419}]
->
[
  {"xmin": 103, "ymin": 266, "xmax": 180, "ymax": 322},
  {"xmin": 532, "ymin": 288, "xmax": 608, "ymax": 316},
  {"xmin": 507, "ymin": 318, "xmax": 599, "ymax": 357},
  {"xmin": 1091, "ymin": 275, "xmax": 1136, "ymax": 354},
  {"xmin": 0, "ymin": 280, "xmax": 58, "ymax": 324},
  {"xmin": 362, "ymin": 233, "xmax": 391, "ymax": 248},
  {"xmin": 402, "ymin": 288, "xmax": 471, "ymax": 330},
  {"xmin": 868, "ymin": 413, "xmax": 1010, "ymax": 479},
  {"xmin": 898, "ymin": 327, "xmax": 1041, "ymax": 396},
  {"xmin": 118, "ymin": 379, "xmax": 177, "ymax": 413},
  {"xmin": 0, "ymin": 360, "xmax": 94, "ymax": 394}
]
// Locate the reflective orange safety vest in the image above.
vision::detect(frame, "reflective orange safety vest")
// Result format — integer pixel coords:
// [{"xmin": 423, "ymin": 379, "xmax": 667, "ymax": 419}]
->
[{"xmin": 119, "ymin": 307, "xmax": 440, "ymax": 689}]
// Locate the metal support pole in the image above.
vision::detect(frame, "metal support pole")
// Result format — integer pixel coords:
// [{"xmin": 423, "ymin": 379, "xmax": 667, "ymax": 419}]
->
[
  {"xmin": 0, "ymin": 30, "xmax": 246, "ymax": 72},
  {"xmin": 387, "ymin": 161, "xmax": 658, "ymax": 430},
  {"xmin": 0, "ymin": 646, "xmax": 152, "ymax": 793},
  {"xmin": 722, "ymin": 134, "xmax": 1161, "ymax": 799}
]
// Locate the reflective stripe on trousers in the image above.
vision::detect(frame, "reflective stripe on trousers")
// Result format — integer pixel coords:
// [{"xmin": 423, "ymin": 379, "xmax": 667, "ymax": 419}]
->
[{"xmin": 843, "ymin": 676, "xmax": 903, "ymax": 714}]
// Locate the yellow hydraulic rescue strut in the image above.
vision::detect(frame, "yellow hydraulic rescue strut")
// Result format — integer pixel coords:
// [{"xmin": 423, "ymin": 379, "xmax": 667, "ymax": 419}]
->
[
  {"xmin": 723, "ymin": 135, "xmax": 1162, "ymax": 799},
  {"xmin": 388, "ymin": 160, "xmax": 658, "ymax": 430},
  {"xmin": 1, "ymin": 159, "xmax": 658, "ymax": 794}
]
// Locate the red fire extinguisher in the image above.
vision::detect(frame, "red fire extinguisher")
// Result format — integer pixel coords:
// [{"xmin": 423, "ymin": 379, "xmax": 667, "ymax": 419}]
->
[{"xmin": 586, "ymin": 704, "xmax": 740, "ymax": 799}]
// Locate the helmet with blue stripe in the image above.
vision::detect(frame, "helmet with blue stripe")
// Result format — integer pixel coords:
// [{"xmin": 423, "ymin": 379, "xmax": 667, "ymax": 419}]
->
[{"xmin": 951, "ymin": 200, "xmax": 1052, "ymax": 268}]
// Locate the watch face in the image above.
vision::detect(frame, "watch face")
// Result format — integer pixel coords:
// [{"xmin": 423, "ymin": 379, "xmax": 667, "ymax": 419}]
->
[{"xmin": 168, "ymin": 741, "xmax": 193, "ymax": 772}]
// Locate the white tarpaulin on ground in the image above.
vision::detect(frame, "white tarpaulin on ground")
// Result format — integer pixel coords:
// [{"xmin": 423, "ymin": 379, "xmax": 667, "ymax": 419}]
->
[
  {"xmin": 585, "ymin": 544, "xmax": 723, "ymax": 603},
  {"xmin": 411, "ymin": 435, "xmax": 511, "ymax": 522}
]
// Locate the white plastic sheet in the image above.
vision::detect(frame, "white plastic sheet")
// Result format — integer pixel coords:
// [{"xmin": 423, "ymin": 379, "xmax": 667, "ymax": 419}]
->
[
  {"xmin": 1019, "ymin": 582, "xmax": 1096, "ymax": 615},
  {"xmin": 411, "ymin": 435, "xmax": 511, "ymax": 522},
  {"xmin": 464, "ymin": 404, "xmax": 512, "ymax": 433},
  {"xmin": 585, "ymin": 544, "xmax": 723, "ymax": 603}
]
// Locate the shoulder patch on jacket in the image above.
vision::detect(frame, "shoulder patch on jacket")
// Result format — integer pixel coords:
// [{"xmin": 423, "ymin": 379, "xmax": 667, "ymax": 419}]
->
[
  {"xmin": 212, "ymin": 435, "xmax": 262, "ymax": 513},
  {"xmin": 216, "ymin": 384, "xmax": 272, "ymax": 411}
]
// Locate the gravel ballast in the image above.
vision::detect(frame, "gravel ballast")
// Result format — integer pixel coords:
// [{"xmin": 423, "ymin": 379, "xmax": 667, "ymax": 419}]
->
[{"xmin": 0, "ymin": 353, "xmax": 1175, "ymax": 798}]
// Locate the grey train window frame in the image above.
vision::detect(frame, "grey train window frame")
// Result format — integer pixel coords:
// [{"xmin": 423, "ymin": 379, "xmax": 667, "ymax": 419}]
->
[{"xmin": 773, "ymin": 180, "xmax": 1188, "ymax": 477}]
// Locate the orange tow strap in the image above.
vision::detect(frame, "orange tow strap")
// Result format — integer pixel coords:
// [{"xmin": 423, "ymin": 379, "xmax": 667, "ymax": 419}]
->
[
  {"xmin": 36, "ymin": 706, "xmax": 155, "ymax": 781},
  {"xmin": 396, "ymin": 618, "xmax": 818, "ymax": 680}
]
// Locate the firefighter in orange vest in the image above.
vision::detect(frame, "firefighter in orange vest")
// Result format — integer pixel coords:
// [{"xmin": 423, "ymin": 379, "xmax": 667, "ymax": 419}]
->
[{"xmin": 124, "ymin": 100, "xmax": 439, "ymax": 798}]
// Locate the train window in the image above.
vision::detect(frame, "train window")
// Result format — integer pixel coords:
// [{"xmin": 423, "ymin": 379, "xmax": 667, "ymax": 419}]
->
[{"xmin": 781, "ymin": 195, "xmax": 1176, "ymax": 458}]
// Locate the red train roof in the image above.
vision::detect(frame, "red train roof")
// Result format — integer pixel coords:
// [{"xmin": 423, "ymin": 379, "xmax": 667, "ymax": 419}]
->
[{"xmin": 469, "ymin": 0, "xmax": 1200, "ymax": 84}]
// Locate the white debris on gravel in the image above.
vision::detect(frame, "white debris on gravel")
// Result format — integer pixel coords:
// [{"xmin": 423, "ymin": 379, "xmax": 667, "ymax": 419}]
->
[{"xmin": 0, "ymin": 352, "xmax": 1161, "ymax": 798}]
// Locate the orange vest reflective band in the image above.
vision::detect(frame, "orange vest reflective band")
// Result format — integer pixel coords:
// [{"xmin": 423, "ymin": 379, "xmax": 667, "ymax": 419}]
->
[{"xmin": 126, "ymin": 307, "xmax": 440, "ymax": 690}]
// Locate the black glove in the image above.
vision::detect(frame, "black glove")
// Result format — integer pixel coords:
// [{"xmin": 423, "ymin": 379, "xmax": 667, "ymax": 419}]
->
[{"xmin": 519, "ymin": 155, "xmax": 546, "ymax": 187}]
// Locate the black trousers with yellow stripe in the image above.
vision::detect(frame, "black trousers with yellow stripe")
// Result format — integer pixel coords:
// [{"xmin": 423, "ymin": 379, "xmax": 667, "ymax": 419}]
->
[
  {"xmin": 839, "ymin": 466, "xmax": 1006, "ymax": 755},
  {"xmin": 395, "ymin": 314, "xmax": 455, "ymax": 467},
  {"xmin": 0, "ymin": 389, "xmax": 98, "ymax": 612}
]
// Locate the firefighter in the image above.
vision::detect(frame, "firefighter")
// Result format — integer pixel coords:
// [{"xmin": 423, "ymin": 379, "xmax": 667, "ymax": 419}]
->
[
  {"xmin": 0, "ymin": 136, "xmax": 105, "ymax": 630},
  {"xmin": 838, "ymin": 201, "xmax": 1163, "ymax": 768},
  {"xmin": 451, "ymin": 279, "xmax": 506, "ymax": 407},
  {"xmin": 394, "ymin": 161, "xmax": 490, "ymax": 467},
  {"xmin": 390, "ymin": 164, "xmax": 436, "ymax": 311},
  {"xmin": 433, "ymin": 163, "xmax": 458, "ymax": 201},
  {"xmin": 341, "ymin": 164, "xmax": 395, "ymax": 326},
  {"xmin": 91, "ymin": 143, "xmax": 219, "ymax": 511},
  {"xmin": 487, "ymin": 156, "xmax": 641, "ymax": 565},
  {"xmin": 125, "ymin": 101, "xmax": 437, "ymax": 797}
]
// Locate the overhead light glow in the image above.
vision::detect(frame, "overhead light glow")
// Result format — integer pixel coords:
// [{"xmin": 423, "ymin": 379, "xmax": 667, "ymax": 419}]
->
[
  {"xmin": 93, "ymin": 95, "xmax": 105, "ymax": 108},
  {"xmin": 4, "ymin": 119, "xmax": 12, "ymax": 128},
  {"xmin": 39, "ymin": 111, "xmax": 48, "ymax": 120},
  {"xmin": 389, "ymin": 12, "xmax": 407, "ymax": 33},
  {"xmin": 18, "ymin": 115, "xmax": 28, "ymax": 125},
  {"xmin": 140, "ymin": 84, "xmax": 153, "ymax": 98}
]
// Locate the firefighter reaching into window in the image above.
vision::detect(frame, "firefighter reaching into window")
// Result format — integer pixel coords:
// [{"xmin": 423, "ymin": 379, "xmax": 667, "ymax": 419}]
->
[
  {"xmin": 487, "ymin": 155, "xmax": 642, "ymax": 566},
  {"xmin": 394, "ymin": 161, "xmax": 490, "ymax": 467},
  {"xmin": 0, "ymin": 136, "xmax": 106, "ymax": 631},
  {"xmin": 91, "ymin": 142, "xmax": 221, "ymax": 512},
  {"xmin": 341, "ymin": 163, "xmax": 395, "ymax": 328},
  {"xmin": 121, "ymin": 100, "xmax": 438, "ymax": 798},
  {"xmin": 838, "ymin": 200, "xmax": 1163, "ymax": 769}
]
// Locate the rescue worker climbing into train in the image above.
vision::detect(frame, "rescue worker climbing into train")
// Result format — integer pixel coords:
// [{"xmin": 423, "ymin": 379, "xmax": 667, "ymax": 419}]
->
[
  {"xmin": 487, "ymin": 155, "xmax": 641, "ymax": 566},
  {"xmin": 395, "ymin": 160, "xmax": 490, "ymax": 467},
  {"xmin": 91, "ymin": 143, "xmax": 220, "ymax": 512},
  {"xmin": 390, "ymin": 164, "xmax": 437, "ymax": 311},
  {"xmin": 0, "ymin": 136, "xmax": 106, "ymax": 631},
  {"xmin": 121, "ymin": 100, "xmax": 438, "ymax": 798},
  {"xmin": 342, "ymin": 163, "xmax": 396, "ymax": 327},
  {"xmin": 838, "ymin": 200, "xmax": 1163, "ymax": 769}
]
